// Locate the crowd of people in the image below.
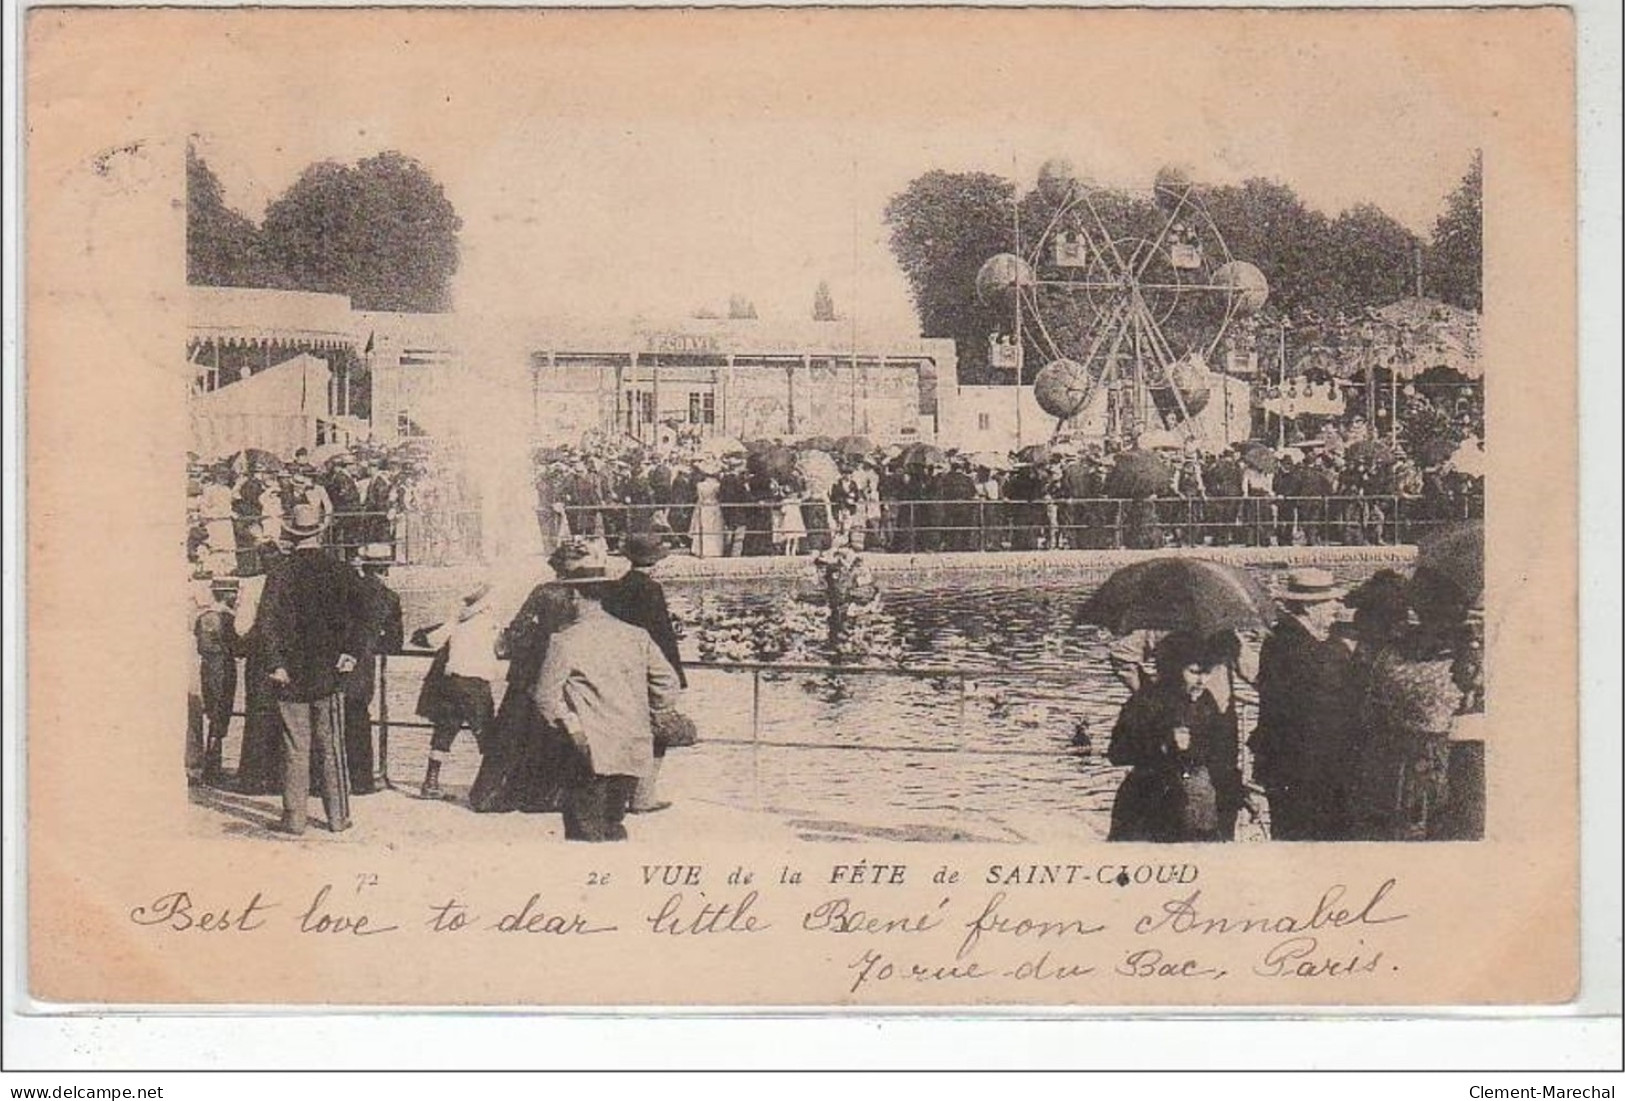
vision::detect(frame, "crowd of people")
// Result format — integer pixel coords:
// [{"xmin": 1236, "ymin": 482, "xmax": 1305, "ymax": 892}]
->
[
  {"xmin": 528, "ymin": 424, "xmax": 1483, "ymax": 561},
  {"xmin": 189, "ymin": 524, "xmax": 694, "ymax": 842},
  {"xmin": 188, "ymin": 441, "xmax": 425, "ymax": 577},
  {"xmin": 1105, "ymin": 564, "xmax": 1484, "ymax": 844},
  {"xmin": 187, "ymin": 379, "xmax": 1483, "ymax": 580}
]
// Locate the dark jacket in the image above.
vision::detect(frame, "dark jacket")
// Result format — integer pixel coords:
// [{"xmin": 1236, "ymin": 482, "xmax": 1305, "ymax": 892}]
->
[
  {"xmin": 1249, "ymin": 614, "xmax": 1361, "ymax": 838},
  {"xmin": 603, "ymin": 568, "xmax": 687, "ymax": 688},
  {"xmin": 1107, "ymin": 683, "xmax": 1243, "ymax": 842},
  {"xmin": 346, "ymin": 572, "xmax": 404, "ymax": 703},
  {"xmin": 257, "ymin": 547, "xmax": 371, "ymax": 701}
]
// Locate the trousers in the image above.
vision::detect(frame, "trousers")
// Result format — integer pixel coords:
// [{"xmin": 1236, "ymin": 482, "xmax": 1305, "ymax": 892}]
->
[
  {"xmin": 562, "ymin": 757, "xmax": 638, "ymax": 842},
  {"xmin": 342, "ymin": 695, "xmax": 377, "ymax": 794},
  {"xmin": 278, "ymin": 694, "xmax": 351, "ymax": 832}
]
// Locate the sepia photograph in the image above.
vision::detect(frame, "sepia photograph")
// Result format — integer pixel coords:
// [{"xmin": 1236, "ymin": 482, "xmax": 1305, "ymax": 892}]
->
[
  {"xmin": 178, "ymin": 43, "xmax": 1486, "ymax": 852},
  {"xmin": 19, "ymin": 4, "xmax": 1583, "ymax": 1011}
]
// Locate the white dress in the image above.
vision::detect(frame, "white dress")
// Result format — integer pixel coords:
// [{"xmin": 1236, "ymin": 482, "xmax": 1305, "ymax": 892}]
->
[{"xmin": 688, "ymin": 477, "xmax": 726, "ymax": 558}]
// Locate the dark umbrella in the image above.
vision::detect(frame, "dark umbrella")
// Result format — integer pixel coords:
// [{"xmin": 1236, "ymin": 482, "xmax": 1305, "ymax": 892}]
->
[
  {"xmin": 901, "ymin": 442, "xmax": 947, "ymax": 468},
  {"xmin": 836, "ymin": 435, "xmax": 874, "ymax": 458},
  {"xmin": 744, "ymin": 438, "xmax": 776, "ymax": 453},
  {"xmin": 762, "ymin": 445, "xmax": 798, "ymax": 478},
  {"xmin": 1345, "ymin": 439, "xmax": 1396, "ymax": 466},
  {"xmin": 229, "ymin": 447, "xmax": 285, "ymax": 474},
  {"xmin": 1239, "ymin": 442, "xmax": 1280, "ymax": 475},
  {"xmin": 1415, "ymin": 520, "xmax": 1483, "ymax": 606},
  {"xmin": 1079, "ymin": 558, "xmax": 1278, "ymax": 637},
  {"xmin": 1416, "ymin": 437, "xmax": 1457, "ymax": 470},
  {"xmin": 1105, "ymin": 449, "xmax": 1175, "ymax": 499},
  {"xmin": 1015, "ymin": 443, "xmax": 1054, "ymax": 465},
  {"xmin": 799, "ymin": 435, "xmax": 839, "ymax": 453}
]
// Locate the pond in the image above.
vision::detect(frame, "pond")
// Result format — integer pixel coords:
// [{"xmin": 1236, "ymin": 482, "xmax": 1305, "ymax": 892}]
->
[{"xmin": 382, "ymin": 559, "xmax": 1393, "ymax": 840}]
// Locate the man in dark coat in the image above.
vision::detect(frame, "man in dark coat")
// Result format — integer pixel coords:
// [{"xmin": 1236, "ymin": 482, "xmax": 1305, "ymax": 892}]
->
[
  {"xmin": 1058, "ymin": 458, "xmax": 1097, "ymax": 550},
  {"xmin": 1248, "ymin": 567, "xmax": 1360, "ymax": 841},
  {"xmin": 936, "ymin": 460, "xmax": 980, "ymax": 552},
  {"xmin": 718, "ymin": 464, "xmax": 751, "ymax": 557},
  {"xmin": 194, "ymin": 581, "xmax": 239, "ymax": 787},
  {"xmin": 1204, "ymin": 451, "xmax": 1244, "ymax": 545},
  {"xmin": 256, "ymin": 503, "xmax": 371, "ymax": 834},
  {"xmin": 603, "ymin": 533, "xmax": 687, "ymax": 813},
  {"xmin": 321, "ymin": 458, "xmax": 363, "ymax": 556},
  {"xmin": 343, "ymin": 544, "xmax": 404, "ymax": 795},
  {"xmin": 362, "ymin": 462, "xmax": 399, "ymax": 546}
]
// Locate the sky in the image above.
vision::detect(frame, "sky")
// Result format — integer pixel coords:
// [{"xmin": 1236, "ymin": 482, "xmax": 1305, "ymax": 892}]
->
[{"xmin": 182, "ymin": 8, "xmax": 1489, "ymax": 335}]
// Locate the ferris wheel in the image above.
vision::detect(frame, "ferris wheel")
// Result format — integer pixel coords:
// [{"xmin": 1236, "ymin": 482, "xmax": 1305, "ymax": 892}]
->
[{"xmin": 976, "ymin": 163, "xmax": 1269, "ymax": 447}]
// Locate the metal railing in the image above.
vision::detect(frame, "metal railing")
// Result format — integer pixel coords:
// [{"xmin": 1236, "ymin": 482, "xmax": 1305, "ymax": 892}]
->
[
  {"xmin": 195, "ymin": 492, "xmax": 1481, "ymax": 571},
  {"xmin": 213, "ymin": 650, "xmax": 1111, "ymax": 796}
]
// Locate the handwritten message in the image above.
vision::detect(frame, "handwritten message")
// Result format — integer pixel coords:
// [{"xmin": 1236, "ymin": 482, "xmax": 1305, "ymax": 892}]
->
[{"xmin": 126, "ymin": 862, "xmax": 1409, "ymax": 998}]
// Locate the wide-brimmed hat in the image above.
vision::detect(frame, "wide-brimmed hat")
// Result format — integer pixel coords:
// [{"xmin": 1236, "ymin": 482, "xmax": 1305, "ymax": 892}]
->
[
  {"xmin": 551, "ymin": 538, "xmax": 610, "ymax": 584},
  {"xmin": 622, "ymin": 532, "xmax": 669, "ymax": 567},
  {"xmin": 280, "ymin": 502, "xmax": 330, "ymax": 541},
  {"xmin": 1280, "ymin": 566, "xmax": 1348, "ymax": 605}
]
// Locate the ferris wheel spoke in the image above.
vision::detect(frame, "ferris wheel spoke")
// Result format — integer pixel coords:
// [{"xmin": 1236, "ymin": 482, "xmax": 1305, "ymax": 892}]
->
[
  {"xmin": 1019, "ymin": 286, "xmax": 1069, "ymax": 368},
  {"xmin": 1134, "ymin": 186, "xmax": 1196, "ymax": 282},
  {"xmin": 1033, "ymin": 280, "xmax": 1123, "ymax": 294},
  {"xmin": 1137, "ymin": 282, "xmax": 1229, "ymax": 293}
]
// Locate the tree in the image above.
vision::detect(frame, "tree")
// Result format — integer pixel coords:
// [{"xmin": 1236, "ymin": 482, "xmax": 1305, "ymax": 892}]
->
[
  {"xmin": 1426, "ymin": 151, "xmax": 1482, "ymax": 311},
  {"xmin": 187, "ymin": 144, "xmax": 282, "ymax": 288},
  {"xmin": 727, "ymin": 294, "xmax": 758, "ymax": 320},
  {"xmin": 1202, "ymin": 178, "xmax": 1338, "ymax": 316},
  {"xmin": 260, "ymin": 151, "xmax": 462, "ymax": 312},
  {"xmin": 884, "ymin": 170, "xmax": 1016, "ymax": 384},
  {"xmin": 1324, "ymin": 203, "xmax": 1420, "ymax": 308},
  {"xmin": 812, "ymin": 280, "xmax": 837, "ymax": 321}
]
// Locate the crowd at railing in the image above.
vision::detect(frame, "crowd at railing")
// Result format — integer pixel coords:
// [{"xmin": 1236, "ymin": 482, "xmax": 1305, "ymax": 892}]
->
[{"xmin": 188, "ymin": 428, "xmax": 1484, "ymax": 575}]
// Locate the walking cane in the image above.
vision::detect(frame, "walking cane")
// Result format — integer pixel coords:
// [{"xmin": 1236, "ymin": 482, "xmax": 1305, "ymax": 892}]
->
[{"xmin": 377, "ymin": 654, "xmax": 393, "ymax": 790}]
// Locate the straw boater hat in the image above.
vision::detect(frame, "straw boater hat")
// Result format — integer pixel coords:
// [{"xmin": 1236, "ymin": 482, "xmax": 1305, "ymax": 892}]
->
[
  {"xmin": 354, "ymin": 542, "xmax": 394, "ymax": 568},
  {"xmin": 280, "ymin": 502, "xmax": 330, "ymax": 542},
  {"xmin": 1280, "ymin": 566, "xmax": 1348, "ymax": 606}
]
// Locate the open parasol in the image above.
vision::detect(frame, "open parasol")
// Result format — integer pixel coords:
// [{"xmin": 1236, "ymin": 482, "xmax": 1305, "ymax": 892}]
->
[
  {"xmin": 901, "ymin": 442, "xmax": 947, "ymax": 468},
  {"xmin": 795, "ymin": 449, "xmax": 840, "ymax": 493},
  {"xmin": 1447, "ymin": 437, "xmax": 1486, "ymax": 478},
  {"xmin": 1415, "ymin": 520, "xmax": 1483, "ymax": 606},
  {"xmin": 799, "ymin": 435, "xmax": 839, "ymax": 453},
  {"xmin": 969, "ymin": 451, "xmax": 1014, "ymax": 472},
  {"xmin": 310, "ymin": 442, "xmax": 350, "ymax": 466},
  {"xmin": 1344, "ymin": 439, "xmax": 1396, "ymax": 466},
  {"xmin": 699, "ymin": 436, "xmax": 747, "ymax": 457},
  {"xmin": 1080, "ymin": 558, "xmax": 1279, "ymax": 637},
  {"xmin": 1015, "ymin": 443, "xmax": 1054, "ymax": 465},
  {"xmin": 1240, "ymin": 442, "xmax": 1280, "ymax": 475},
  {"xmin": 228, "ymin": 448, "xmax": 285, "ymax": 475},
  {"xmin": 836, "ymin": 435, "xmax": 874, "ymax": 458},
  {"xmin": 1104, "ymin": 449, "xmax": 1174, "ymax": 499},
  {"xmin": 1416, "ymin": 437, "xmax": 1458, "ymax": 470},
  {"xmin": 761, "ymin": 445, "xmax": 799, "ymax": 478}
]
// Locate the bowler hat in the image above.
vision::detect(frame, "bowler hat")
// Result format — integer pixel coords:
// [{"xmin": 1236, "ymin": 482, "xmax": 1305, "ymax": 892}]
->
[{"xmin": 623, "ymin": 533, "xmax": 669, "ymax": 567}]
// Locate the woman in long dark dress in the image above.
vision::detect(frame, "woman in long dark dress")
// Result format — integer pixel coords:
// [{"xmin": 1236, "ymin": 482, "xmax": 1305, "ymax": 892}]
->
[
  {"xmin": 1107, "ymin": 632, "xmax": 1245, "ymax": 843},
  {"xmin": 467, "ymin": 551, "xmax": 579, "ymax": 813},
  {"xmin": 233, "ymin": 541, "xmax": 286, "ymax": 795}
]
